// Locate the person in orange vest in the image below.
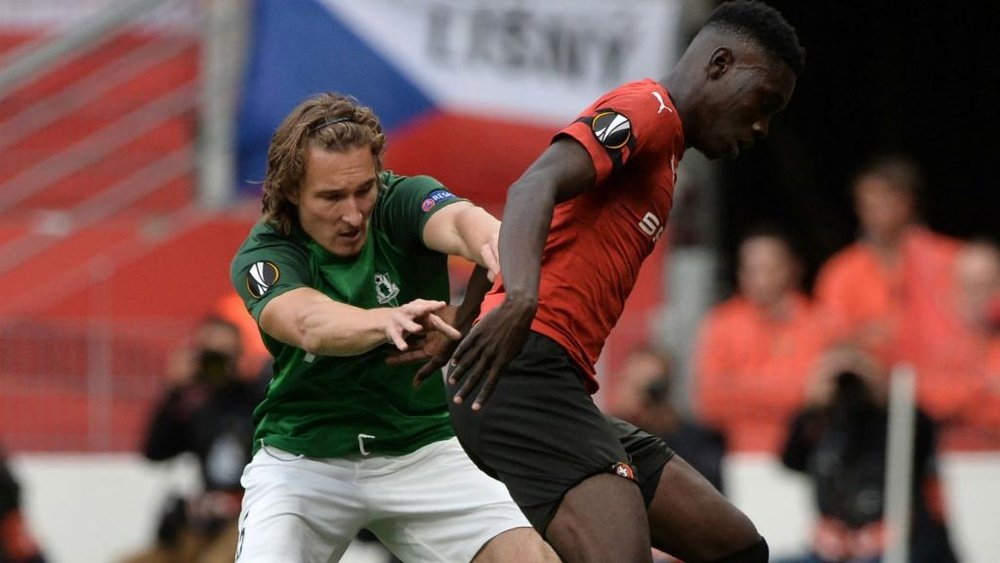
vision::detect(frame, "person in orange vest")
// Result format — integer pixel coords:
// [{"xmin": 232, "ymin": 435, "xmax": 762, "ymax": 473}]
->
[
  {"xmin": 915, "ymin": 239, "xmax": 1000, "ymax": 450},
  {"xmin": 814, "ymin": 155, "xmax": 959, "ymax": 369},
  {"xmin": 694, "ymin": 226, "xmax": 827, "ymax": 453}
]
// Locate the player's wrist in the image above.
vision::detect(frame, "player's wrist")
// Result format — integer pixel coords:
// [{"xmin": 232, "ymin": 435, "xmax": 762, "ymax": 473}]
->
[{"xmin": 503, "ymin": 291, "xmax": 538, "ymax": 314}]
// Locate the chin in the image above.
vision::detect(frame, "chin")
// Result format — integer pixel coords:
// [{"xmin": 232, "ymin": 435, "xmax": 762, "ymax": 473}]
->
[{"xmin": 327, "ymin": 239, "xmax": 365, "ymax": 258}]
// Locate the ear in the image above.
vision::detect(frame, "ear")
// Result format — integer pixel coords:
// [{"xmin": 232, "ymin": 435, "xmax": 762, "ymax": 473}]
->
[
  {"xmin": 708, "ymin": 46, "xmax": 734, "ymax": 79},
  {"xmin": 288, "ymin": 188, "xmax": 300, "ymax": 206}
]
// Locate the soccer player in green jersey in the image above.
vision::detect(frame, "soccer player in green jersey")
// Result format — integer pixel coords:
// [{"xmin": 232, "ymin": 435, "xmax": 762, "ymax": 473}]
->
[{"xmin": 229, "ymin": 93, "xmax": 557, "ymax": 562}]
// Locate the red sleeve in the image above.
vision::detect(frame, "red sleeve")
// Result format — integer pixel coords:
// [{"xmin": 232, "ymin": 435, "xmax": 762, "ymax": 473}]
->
[{"xmin": 555, "ymin": 82, "xmax": 681, "ymax": 186}]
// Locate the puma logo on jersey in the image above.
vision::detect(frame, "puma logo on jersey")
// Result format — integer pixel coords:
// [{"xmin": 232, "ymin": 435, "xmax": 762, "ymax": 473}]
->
[
  {"xmin": 638, "ymin": 211, "xmax": 665, "ymax": 242},
  {"xmin": 651, "ymin": 91, "xmax": 672, "ymax": 114}
]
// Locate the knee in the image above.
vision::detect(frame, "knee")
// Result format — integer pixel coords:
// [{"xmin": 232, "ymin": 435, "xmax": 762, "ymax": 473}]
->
[
  {"xmin": 708, "ymin": 536, "xmax": 768, "ymax": 563},
  {"xmin": 475, "ymin": 527, "xmax": 559, "ymax": 562}
]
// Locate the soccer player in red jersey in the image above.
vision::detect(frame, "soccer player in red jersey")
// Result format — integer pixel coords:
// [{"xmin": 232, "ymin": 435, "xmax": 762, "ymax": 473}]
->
[{"xmin": 429, "ymin": 1, "xmax": 805, "ymax": 561}]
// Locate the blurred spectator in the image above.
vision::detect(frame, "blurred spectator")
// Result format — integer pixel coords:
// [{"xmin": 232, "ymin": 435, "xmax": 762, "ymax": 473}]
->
[
  {"xmin": 779, "ymin": 345, "xmax": 957, "ymax": 563},
  {"xmin": 612, "ymin": 347, "xmax": 726, "ymax": 492},
  {"xmin": 122, "ymin": 316, "xmax": 263, "ymax": 563},
  {"xmin": 212, "ymin": 291, "xmax": 272, "ymax": 381},
  {"xmin": 0, "ymin": 449, "xmax": 46, "ymax": 563},
  {"xmin": 914, "ymin": 240, "xmax": 1000, "ymax": 450},
  {"xmin": 694, "ymin": 227, "xmax": 827, "ymax": 452},
  {"xmin": 814, "ymin": 155, "xmax": 959, "ymax": 368}
]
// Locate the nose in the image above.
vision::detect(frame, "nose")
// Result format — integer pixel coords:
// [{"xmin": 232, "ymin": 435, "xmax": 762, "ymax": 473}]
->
[
  {"xmin": 751, "ymin": 118, "xmax": 770, "ymax": 139},
  {"xmin": 341, "ymin": 197, "xmax": 363, "ymax": 226}
]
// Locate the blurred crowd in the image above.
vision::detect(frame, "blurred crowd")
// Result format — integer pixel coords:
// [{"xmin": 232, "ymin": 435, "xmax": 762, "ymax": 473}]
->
[{"xmin": 612, "ymin": 154, "xmax": 998, "ymax": 562}]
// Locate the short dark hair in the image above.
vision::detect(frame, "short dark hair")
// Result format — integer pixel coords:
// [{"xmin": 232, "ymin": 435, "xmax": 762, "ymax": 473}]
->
[
  {"xmin": 705, "ymin": 0, "xmax": 806, "ymax": 76},
  {"xmin": 853, "ymin": 154, "xmax": 923, "ymax": 199}
]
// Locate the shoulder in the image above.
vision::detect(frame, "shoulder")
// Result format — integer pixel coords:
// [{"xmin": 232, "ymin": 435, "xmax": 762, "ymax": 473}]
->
[
  {"xmin": 381, "ymin": 171, "xmax": 445, "ymax": 194},
  {"xmin": 908, "ymin": 226, "xmax": 961, "ymax": 258},
  {"xmin": 817, "ymin": 243, "xmax": 870, "ymax": 280},
  {"xmin": 232, "ymin": 220, "xmax": 309, "ymax": 274},
  {"xmin": 241, "ymin": 220, "xmax": 307, "ymax": 253}
]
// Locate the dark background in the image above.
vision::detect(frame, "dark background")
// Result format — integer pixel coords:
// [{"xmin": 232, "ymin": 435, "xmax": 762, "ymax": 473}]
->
[{"xmin": 715, "ymin": 1, "xmax": 999, "ymax": 292}]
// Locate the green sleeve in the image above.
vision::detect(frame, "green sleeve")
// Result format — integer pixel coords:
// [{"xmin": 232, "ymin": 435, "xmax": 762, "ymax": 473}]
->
[
  {"xmin": 376, "ymin": 172, "xmax": 467, "ymax": 250},
  {"xmin": 230, "ymin": 225, "xmax": 312, "ymax": 322}
]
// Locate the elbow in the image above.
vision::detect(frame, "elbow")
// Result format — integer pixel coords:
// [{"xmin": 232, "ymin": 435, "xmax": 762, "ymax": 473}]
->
[
  {"xmin": 299, "ymin": 333, "xmax": 324, "ymax": 356},
  {"xmin": 294, "ymin": 310, "xmax": 326, "ymax": 355},
  {"xmin": 509, "ymin": 174, "xmax": 552, "ymax": 202}
]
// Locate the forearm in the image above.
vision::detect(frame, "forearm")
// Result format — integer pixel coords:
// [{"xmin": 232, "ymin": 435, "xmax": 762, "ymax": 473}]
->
[
  {"xmin": 296, "ymin": 303, "xmax": 394, "ymax": 356},
  {"xmin": 499, "ymin": 174, "xmax": 557, "ymax": 303},
  {"xmin": 454, "ymin": 265, "xmax": 492, "ymax": 333},
  {"xmin": 451, "ymin": 206, "xmax": 500, "ymax": 268}
]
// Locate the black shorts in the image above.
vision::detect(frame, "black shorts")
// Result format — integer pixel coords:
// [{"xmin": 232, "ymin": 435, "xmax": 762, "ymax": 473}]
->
[{"xmin": 446, "ymin": 331, "xmax": 675, "ymax": 533}]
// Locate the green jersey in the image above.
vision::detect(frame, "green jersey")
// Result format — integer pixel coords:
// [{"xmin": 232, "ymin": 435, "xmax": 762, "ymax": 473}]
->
[{"xmin": 230, "ymin": 171, "xmax": 464, "ymax": 458}]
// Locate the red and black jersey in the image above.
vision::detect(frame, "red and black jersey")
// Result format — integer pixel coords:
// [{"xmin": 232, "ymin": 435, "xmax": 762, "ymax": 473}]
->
[{"xmin": 483, "ymin": 78, "xmax": 685, "ymax": 392}]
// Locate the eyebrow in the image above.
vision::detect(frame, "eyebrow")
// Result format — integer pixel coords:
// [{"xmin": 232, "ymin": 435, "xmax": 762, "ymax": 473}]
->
[{"xmin": 316, "ymin": 177, "xmax": 377, "ymax": 195}]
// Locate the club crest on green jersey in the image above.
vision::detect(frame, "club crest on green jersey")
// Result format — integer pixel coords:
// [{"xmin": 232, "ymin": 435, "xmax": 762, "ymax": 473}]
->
[{"xmin": 374, "ymin": 272, "xmax": 400, "ymax": 306}]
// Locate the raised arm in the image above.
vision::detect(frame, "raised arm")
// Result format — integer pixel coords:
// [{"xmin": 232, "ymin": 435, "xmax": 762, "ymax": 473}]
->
[{"xmin": 447, "ymin": 138, "xmax": 597, "ymax": 409}]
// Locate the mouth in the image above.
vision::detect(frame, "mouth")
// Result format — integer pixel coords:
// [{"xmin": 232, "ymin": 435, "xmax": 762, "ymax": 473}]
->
[{"xmin": 338, "ymin": 229, "xmax": 362, "ymax": 243}]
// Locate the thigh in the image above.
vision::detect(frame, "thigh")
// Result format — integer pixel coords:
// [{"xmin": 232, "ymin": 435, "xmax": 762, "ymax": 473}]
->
[
  {"xmin": 447, "ymin": 333, "xmax": 635, "ymax": 533},
  {"xmin": 647, "ymin": 455, "xmax": 761, "ymax": 561},
  {"xmin": 236, "ymin": 446, "xmax": 367, "ymax": 563},
  {"xmin": 365, "ymin": 439, "xmax": 533, "ymax": 563},
  {"xmin": 607, "ymin": 415, "xmax": 675, "ymax": 506},
  {"xmin": 547, "ymin": 473, "xmax": 652, "ymax": 563}
]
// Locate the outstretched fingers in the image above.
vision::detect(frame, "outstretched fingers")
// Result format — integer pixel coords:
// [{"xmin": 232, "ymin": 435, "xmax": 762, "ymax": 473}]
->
[
  {"xmin": 453, "ymin": 347, "xmax": 492, "ymax": 405},
  {"xmin": 385, "ymin": 323, "xmax": 411, "ymax": 351},
  {"xmin": 471, "ymin": 363, "xmax": 505, "ymax": 410},
  {"xmin": 480, "ymin": 236, "xmax": 501, "ymax": 282},
  {"xmin": 426, "ymin": 313, "xmax": 461, "ymax": 340},
  {"xmin": 412, "ymin": 358, "xmax": 444, "ymax": 387},
  {"xmin": 447, "ymin": 329, "xmax": 479, "ymax": 383}
]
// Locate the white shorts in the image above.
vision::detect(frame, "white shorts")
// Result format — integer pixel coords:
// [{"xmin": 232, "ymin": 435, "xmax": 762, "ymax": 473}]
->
[{"xmin": 235, "ymin": 437, "xmax": 531, "ymax": 563}]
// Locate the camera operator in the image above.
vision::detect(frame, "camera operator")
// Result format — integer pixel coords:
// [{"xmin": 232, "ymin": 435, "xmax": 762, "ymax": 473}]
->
[
  {"xmin": 125, "ymin": 316, "xmax": 263, "ymax": 563},
  {"xmin": 779, "ymin": 345, "xmax": 957, "ymax": 563}
]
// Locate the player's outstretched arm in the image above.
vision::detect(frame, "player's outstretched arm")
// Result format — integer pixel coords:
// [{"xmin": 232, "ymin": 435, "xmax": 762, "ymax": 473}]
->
[
  {"xmin": 449, "ymin": 139, "xmax": 596, "ymax": 409},
  {"xmin": 259, "ymin": 287, "xmax": 458, "ymax": 357},
  {"xmin": 422, "ymin": 201, "xmax": 501, "ymax": 278}
]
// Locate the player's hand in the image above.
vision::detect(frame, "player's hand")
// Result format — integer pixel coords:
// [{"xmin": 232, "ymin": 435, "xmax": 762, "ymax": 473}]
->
[
  {"xmin": 384, "ymin": 300, "xmax": 460, "ymax": 352},
  {"xmin": 400, "ymin": 329, "xmax": 463, "ymax": 387},
  {"xmin": 384, "ymin": 306, "xmax": 463, "ymax": 386},
  {"xmin": 447, "ymin": 295, "xmax": 536, "ymax": 410},
  {"xmin": 481, "ymin": 231, "xmax": 501, "ymax": 282}
]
